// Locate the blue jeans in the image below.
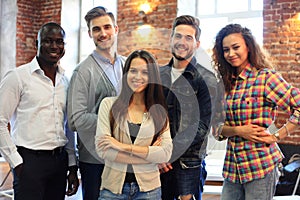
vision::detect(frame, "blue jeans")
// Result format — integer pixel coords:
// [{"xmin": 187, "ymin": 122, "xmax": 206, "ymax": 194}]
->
[
  {"xmin": 161, "ymin": 159, "xmax": 202, "ymax": 200},
  {"xmin": 221, "ymin": 166, "xmax": 279, "ymax": 200},
  {"xmin": 98, "ymin": 182, "xmax": 161, "ymax": 200},
  {"xmin": 79, "ymin": 161, "xmax": 104, "ymax": 200}
]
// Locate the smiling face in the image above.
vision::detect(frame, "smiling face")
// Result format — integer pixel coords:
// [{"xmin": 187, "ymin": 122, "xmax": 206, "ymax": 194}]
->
[
  {"xmin": 88, "ymin": 15, "xmax": 118, "ymax": 52},
  {"xmin": 127, "ymin": 57, "xmax": 149, "ymax": 93},
  {"xmin": 171, "ymin": 24, "xmax": 200, "ymax": 61},
  {"xmin": 37, "ymin": 25, "xmax": 65, "ymax": 65},
  {"xmin": 222, "ymin": 33, "xmax": 249, "ymax": 73}
]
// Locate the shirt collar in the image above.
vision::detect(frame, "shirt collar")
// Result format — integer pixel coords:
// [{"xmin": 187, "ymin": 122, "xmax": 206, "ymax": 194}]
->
[
  {"xmin": 30, "ymin": 57, "xmax": 65, "ymax": 75},
  {"xmin": 237, "ymin": 64, "xmax": 253, "ymax": 80},
  {"xmin": 92, "ymin": 50, "xmax": 119, "ymax": 64}
]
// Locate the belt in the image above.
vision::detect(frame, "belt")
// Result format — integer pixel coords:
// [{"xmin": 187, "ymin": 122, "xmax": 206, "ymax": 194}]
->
[{"xmin": 17, "ymin": 146, "xmax": 65, "ymax": 156}]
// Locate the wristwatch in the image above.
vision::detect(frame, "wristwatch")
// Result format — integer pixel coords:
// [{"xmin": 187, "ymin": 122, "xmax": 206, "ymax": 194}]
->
[{"xmin": 273, "ymin": 131, "xmax": 280, "ymax": 141}]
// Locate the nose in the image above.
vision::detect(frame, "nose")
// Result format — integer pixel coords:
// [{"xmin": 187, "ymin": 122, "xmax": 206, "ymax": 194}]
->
[
  {"xmin": 50, "ymin": 41, "xmax": 59, "ymax": 48},
  {"xmin": 136, "ymin": 71, "xmax": 142, "ymax": 79},
  {"xmin": 99, "ymin": 29, "xmax": 107, "ymax": 37},
  {"xmin": 228, "ymin": 49, "xmax": 234, "ymax": 56}
]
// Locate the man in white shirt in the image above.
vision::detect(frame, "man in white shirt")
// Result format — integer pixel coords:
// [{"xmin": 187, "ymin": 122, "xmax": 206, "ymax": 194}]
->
[{"xmin": 0, "ymin": 22, "xmax": 79, "ymax": 200}]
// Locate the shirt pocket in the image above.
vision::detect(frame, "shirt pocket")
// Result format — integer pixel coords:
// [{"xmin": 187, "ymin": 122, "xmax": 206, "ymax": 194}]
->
[{"xmin": 227, "ymin": 97, "xmax": 263, "ymax": 123}]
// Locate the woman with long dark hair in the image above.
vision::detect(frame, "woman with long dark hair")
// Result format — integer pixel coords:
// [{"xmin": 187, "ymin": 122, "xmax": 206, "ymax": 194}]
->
[{"xmin": 95, "ymin": 50, "xmax": 172, "ymax": 200}]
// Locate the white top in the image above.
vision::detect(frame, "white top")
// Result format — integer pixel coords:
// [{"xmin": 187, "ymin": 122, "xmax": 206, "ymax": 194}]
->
[
  {"xmin": 0, "ymin": 58, "xmax": 76, "ymax": 168},
  {"xmin": 171, "ymin": 67, "xmax": 185, "ymax": 83}
]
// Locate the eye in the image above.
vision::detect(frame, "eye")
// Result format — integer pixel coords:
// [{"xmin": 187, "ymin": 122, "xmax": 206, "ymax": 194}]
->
[
  {"xmin": 103, "ymin": 25, "xmax": 112, "ymax": 30},
  {"xmin": 92, "ymin": 27, "xmax": 101, "ymax": 32},
  {"xmin": 129, "ymin": 68, "xmax": 137, "ymax": 74},
  {"xmin": 55, "ymin": 39, "xmax": 65, "ymax": 46},
  {"xmin": 223, "ymin": 48, "xmax": 229, "ymax": 53},
  {"xmin": 233, "ymin": 46, "xmax": 240, "ymax": 50},
  {"xmin": 42, "ymin": 39, "xmax": 51, "ymax": 45},
  {"xmin": 142, "ymin": 70, "xmax": 148, "ymax": 75},
  {"xmin": 174, "ymin": 34, "xmax": 181, "ymax": 39},
  {"xmin": 185, "ymin": 36, "xmax": 193, "ymax": 42}
]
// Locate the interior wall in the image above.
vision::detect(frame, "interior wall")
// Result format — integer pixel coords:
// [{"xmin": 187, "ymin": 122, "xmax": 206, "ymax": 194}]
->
[{"xmin": 0, "ymin": 0, "xmax": 17, "ymax": 80}]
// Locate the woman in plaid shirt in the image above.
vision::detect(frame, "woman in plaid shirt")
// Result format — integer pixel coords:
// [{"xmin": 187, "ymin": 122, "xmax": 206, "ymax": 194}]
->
[{"xmin": 212, "ymin": 23, "xmax": 300, "ymax": 200}]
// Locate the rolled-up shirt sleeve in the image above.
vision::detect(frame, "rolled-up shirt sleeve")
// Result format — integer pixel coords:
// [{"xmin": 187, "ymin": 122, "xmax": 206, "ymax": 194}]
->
[{"xmin": 265, "ymin": 71, "xmax": 300, "ymax": 125}]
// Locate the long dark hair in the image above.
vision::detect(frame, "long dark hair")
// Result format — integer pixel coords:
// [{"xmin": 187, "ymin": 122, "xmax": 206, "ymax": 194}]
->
[
  {"xmin": 110, "ymin": 50, "xmax": 168, "ymax": 143},
  {"xmin": 212, "ymin": 24, "xmax": 273, "ymax": 93}
]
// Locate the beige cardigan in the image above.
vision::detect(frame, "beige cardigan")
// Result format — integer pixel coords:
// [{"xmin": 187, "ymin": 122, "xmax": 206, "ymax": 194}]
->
[{"xmin": 95, "ymin": 97, "xmax": 173, "ymax": 194}]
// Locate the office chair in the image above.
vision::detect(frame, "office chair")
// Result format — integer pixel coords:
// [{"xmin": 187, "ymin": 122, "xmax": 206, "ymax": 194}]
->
[{"xmin": 274, "ymin": 155, "xmax": 300, "ymax": 200}]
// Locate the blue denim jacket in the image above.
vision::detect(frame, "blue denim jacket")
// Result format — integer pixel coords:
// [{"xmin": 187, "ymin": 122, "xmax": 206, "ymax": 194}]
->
[{"xmin": 160, "ymin": 57, "xmax": 212, "ymax": 162}]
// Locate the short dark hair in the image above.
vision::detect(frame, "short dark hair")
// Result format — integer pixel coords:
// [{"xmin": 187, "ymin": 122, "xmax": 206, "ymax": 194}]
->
[
  {"xmin": 171, "ymin": 15, "xmax": 201, "ymax": 41},
  {"xmin": 84, "ymin": 6, "xmax": 116, "ymax": 30},
  {"xmin": 37, "ymin": 22, "xmax": 65, "ymax": 41}
]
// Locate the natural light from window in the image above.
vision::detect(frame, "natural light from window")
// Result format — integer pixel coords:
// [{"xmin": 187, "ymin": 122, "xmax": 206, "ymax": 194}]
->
[{"xmin": 178, "ymin": 0, "xmax": 263, "ymax": 56}]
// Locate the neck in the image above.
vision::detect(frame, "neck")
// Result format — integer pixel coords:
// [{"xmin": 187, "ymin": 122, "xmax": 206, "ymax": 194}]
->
[
  {"xmin": 131, "ymin": 92, "xmax": 145, "ymax": 105},
  {"xmin": 172, "ymin": 57, "xmax": 191, "ymax": 69},
  {"xmin": 96, "ymin": 48, "xmax": 116, "ymax": 64},
  {"xmin": 37, "ymin": 57, "xmax": 57, "ymax": 84}
]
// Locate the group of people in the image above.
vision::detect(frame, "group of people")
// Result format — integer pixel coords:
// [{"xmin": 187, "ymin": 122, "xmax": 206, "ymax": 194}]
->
[{"xmin": 0, "ymin": 5, "xmax": 299, "ymax": 200}]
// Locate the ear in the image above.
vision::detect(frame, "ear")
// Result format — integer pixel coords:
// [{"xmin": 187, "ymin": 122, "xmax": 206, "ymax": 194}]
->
[
  {"xmin": 196, "ymin": 40, "xmax": 200, "ymax": 48},
  {"xmin": 114, "ymin": 25, "xmax": 119, "ymax": 34},
  {"xmin": 88, "ymin": 30, "xmax": 92, "ymax": 38}
]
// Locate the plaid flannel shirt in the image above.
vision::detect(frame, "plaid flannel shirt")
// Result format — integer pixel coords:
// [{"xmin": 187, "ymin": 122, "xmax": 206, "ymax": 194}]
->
[{"xmin": 223, "ymin": 64, "xmax": 300, "ymax": 183}]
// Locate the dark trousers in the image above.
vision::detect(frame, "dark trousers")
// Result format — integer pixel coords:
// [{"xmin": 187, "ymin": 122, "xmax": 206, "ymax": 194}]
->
[
  {"xmin": 13, "ymin": 146, "xmax": 68, "ymax": 200},
  {"xmin": 79, "ymin": 161, "xmax": 104, "ymax": 200}
]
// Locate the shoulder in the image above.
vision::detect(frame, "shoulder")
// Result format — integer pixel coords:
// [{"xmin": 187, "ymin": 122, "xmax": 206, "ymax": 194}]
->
[
  {"xmin": 73, "ymin": 55, "xmax": 96, "ymax": 72},
  {"xmin": 117, "ymin": 55, "xmax": 127, "ymax": 63},
  {"xmin": 159, "ymin": 64, "xmax": 171, "ymax": 73},
  {"xmin": 257, "ymin": 68, "xmax": 280, "ymax": 79},
  {"xmin": 101, "ymin": 96, "xmax": 117, "ymax": 106}
]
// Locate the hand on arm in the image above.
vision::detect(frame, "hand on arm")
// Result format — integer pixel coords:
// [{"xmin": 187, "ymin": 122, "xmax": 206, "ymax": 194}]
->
[
  {"xmin": 153, "ymin": 136, "xmax": 173, "ymax": 173},
  {"xmin": 258, "ymin": 121, "xmax": 299, "ymax": 144},
  {"xmin": 221, "ymin": 124, "xmax": 268, "ymax": 143}
]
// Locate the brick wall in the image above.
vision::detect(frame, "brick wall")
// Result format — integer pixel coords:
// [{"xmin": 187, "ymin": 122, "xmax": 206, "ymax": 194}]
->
[
  {"xmin": 264, "ymin": 0, "xmax": 300, "ymax": 145},
  {"xmin": 16, "ymin": 0, "xmax": 62, "ymax": 67},
  {"xmin": 117, "ymin": 0, "xmax": 177, "ymax": 65},
  {"xmin": 15, "ymin": 0, "xmax": 300, "ymax": 144}
]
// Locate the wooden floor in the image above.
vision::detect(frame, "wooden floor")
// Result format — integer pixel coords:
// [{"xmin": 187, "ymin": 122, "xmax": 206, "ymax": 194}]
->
[{"xmin": 0, "ymin": 161, "xmax": 220, "ymax": 200}]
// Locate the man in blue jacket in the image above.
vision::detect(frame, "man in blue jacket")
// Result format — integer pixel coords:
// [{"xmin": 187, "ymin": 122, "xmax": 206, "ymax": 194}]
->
[{"xmin": 159, "ymin": 15, "xmax": 214, "ymax": 200}]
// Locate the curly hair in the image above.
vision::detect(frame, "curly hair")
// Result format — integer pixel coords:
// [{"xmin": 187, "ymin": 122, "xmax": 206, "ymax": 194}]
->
[{"xmin": 212, "ymin": 24, "xmax": 273, "ymax": 93}]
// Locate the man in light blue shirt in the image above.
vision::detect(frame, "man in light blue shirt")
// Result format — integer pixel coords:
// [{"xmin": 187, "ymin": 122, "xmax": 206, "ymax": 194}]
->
[{"xmin": 67, "ymin": 6, "xmax": 126, "ymax": 200}]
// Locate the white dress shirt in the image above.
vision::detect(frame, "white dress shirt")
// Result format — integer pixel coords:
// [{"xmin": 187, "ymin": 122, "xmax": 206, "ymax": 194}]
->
[{"xmin": 0, "ymin": 58, "xmax": 76, "ymax": 168}]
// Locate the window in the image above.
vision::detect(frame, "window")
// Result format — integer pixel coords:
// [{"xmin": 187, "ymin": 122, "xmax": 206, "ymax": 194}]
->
[
  {"xmin": 178, "ymin": 0, "xmax": 263, "ymax": 54},
  {"xmin": 79, "ymin": 0, "xmax": 117, "ymax": 62}
]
